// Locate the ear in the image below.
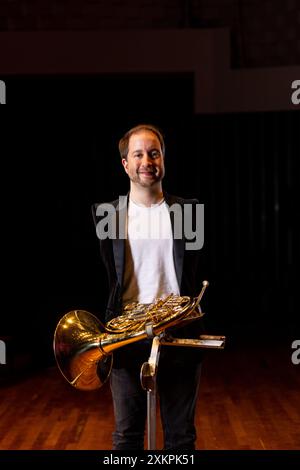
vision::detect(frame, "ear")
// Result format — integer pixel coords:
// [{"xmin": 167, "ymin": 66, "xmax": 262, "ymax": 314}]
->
[{"xmin": 122, "ymin": 158, "xmax": 129, "ymax": 174}]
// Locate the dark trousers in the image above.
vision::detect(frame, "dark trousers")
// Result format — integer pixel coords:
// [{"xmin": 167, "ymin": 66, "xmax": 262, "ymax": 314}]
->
[{"xmin": 110, "ymin": 358, "xmax": 202, "ymax": 450}]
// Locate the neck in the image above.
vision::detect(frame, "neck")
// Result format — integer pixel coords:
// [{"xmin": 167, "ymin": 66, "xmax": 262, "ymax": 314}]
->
[{"xmin": 129, "ymin": 183, "xmax": 164, "ymax": 207}]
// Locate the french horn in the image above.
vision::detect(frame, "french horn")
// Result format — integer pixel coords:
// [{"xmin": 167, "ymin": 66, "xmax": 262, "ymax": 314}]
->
[{"xmin": 53, "ymin": 281, "xmax": 209, "ymax": 391}]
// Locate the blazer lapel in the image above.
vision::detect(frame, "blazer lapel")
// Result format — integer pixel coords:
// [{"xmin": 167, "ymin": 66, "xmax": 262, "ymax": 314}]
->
[
  {"xmin": 164, "ymin": 192, "xmax": 185, "ymax": 290},
  {"xmin": 112, "ymin": 195, "xmax": 128, "ymax": 288}
]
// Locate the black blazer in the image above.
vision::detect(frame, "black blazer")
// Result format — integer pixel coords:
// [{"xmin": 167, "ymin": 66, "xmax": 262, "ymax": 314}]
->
[{"xmin": 91, "ymin": 191, "xmax": 206, "ymax": 367}]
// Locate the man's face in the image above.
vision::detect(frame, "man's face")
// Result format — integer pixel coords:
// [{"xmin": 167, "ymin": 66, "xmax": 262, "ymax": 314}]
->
[{"xmin": 122, "ymin": 130, "xmax": 165, "ymax": 187}]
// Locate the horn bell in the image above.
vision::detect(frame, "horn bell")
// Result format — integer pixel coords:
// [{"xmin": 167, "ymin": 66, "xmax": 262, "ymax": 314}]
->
[{"xmin": 53, "ymin": 310, "xmax": 113, "ymax": 391}]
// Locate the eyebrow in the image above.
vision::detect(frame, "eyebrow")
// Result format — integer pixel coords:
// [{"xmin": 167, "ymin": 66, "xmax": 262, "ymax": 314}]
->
[{"xmin": 132, "ymin": 147, "xmax": 160, "ymax": 154}]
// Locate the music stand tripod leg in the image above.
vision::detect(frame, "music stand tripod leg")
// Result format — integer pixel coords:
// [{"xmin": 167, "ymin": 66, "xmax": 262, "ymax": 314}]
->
[
  {"xmin": 147, "ymin": 380, "xmax": 157, "ymax": 450},
  {"xmin": 140, "ymin": 335, "xmax": 161, "ymax": 450}
]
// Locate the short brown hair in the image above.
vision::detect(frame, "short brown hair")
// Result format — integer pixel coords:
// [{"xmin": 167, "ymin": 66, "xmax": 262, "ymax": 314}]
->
[{"xmin": 118, "ymin": 124, "xmax": 165, "ymax": 160}]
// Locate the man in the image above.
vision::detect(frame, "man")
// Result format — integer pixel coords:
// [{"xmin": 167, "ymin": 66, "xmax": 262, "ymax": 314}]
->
[{"xmin": 92, "ymin": 124, "xmax": 205, "ymax": 450}]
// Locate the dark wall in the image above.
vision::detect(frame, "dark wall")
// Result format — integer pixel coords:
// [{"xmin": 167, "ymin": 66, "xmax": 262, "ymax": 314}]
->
[
  {"xmin": 0, "ymin": 0, "xmax": 299, "ymax": 68},
  {"xmin": 1, "ymin": 74, "xmax": 299, "ymax": 369}
]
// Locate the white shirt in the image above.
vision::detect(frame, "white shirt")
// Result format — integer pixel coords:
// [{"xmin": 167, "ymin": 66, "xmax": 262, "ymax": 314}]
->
[{"xmin": 122, "ymin": 198, "xmax": 180, "ymax": 305}]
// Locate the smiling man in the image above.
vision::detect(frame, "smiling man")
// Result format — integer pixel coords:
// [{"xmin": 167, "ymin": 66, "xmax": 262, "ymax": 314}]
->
[
  {"xmin": 92, "ymin": 124, "xmax": 206, "ymax": 450},
  {"xmin": 121, "ymin": 128, "xmax": 165, "ymax": 194}
]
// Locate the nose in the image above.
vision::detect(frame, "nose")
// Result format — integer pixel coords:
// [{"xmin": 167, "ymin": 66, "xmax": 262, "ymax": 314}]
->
[{"xmin": 140, "ymin": 152, "xmax": 153, "ymax": 167}]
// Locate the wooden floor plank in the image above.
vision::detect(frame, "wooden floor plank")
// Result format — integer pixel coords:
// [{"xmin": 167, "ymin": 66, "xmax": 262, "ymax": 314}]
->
[{"xmin": 0, "ymin": 341, "xmax": 299, "ymax": 450}]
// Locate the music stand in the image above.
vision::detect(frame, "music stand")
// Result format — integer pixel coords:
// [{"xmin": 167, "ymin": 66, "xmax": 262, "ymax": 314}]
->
[{"xmin": 140, "ymin": 332, "xmax": 225, "ymax": 450}]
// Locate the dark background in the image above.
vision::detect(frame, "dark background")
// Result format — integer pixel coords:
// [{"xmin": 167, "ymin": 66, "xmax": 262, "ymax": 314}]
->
[{"xmin": 1, "ymin": 73, "xmax": 299, "ymax": 372}]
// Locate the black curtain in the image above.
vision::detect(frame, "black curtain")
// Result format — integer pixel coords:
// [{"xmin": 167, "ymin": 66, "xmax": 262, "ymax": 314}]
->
[{"xmin": 1, "ymin": 74, "xmax": 299, "ymax": 370}]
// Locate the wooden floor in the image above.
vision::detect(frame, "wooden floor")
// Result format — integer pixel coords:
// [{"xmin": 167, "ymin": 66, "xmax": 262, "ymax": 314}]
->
[{"xmin": 0, "ymin": 339, "xmax": 299, "ymax": 450}]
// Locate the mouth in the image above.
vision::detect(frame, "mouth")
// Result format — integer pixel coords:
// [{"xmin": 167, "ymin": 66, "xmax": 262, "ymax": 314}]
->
[{"xmin": 138, "ymin": 170, "xmax": 156, "ymax": 176}]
